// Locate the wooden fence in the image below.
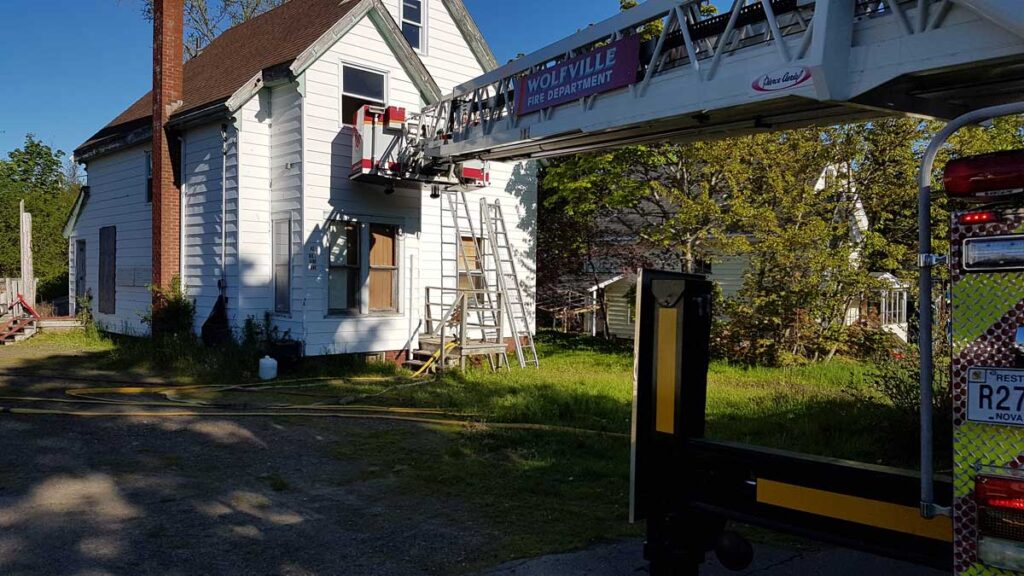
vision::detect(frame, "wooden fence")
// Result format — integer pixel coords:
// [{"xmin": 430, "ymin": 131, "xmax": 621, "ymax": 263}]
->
[{"xmin": 0, "ymin": 278, "xmax": 38, "ymax": 311}]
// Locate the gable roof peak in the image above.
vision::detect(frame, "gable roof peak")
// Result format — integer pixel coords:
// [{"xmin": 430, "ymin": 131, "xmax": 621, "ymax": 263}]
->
[{"xmin": 76, "ymin": 0, "xmax": 493, "ymax": 161}]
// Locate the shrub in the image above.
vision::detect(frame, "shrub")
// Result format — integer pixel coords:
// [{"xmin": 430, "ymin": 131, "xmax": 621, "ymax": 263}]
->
[
  {"xmin": 72, "ymin": 292, "xmax": 106, "ymax": 341},
  {"xmin": 867, "ymin": 343, "xmax": 953, "ymax": 465},
  {"xmin": 844, "ymin": 324, "xmax": 902, "ymax": 361},
  {"xmin": 143, "ymin": 276, "xmax": 196, "ymax": 339}
]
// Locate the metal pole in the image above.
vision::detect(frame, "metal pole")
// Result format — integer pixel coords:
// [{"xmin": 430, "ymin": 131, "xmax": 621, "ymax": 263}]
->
[{"xmin": 917, "ymin": 101, "xmax": 1024, "ymax": 518}]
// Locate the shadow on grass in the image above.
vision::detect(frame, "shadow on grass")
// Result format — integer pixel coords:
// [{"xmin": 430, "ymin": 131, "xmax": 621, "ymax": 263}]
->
[
  {"xmin": 3, "ymin": 332, "xmax": 402, "ymax": 385},
  {"xmin": 706, "ymin": 390, "xmax": 953, "ymax": 471}
]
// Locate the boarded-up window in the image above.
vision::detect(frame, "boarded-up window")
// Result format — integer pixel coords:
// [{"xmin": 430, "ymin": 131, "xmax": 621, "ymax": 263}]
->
[
  {"xmin": 98, "ymin": 226, "xmax": 116, "ymax": 314},
  {"xmin": 328, "ymin": 221, "xmax": 360, "ymax": 313},
  {"xmin": 273, "ymin": 219, "xmax": 291, "ymax": 314},
  {"xmin": 369, "ymin": 225, "xmax": 398, "ymax": 312}
]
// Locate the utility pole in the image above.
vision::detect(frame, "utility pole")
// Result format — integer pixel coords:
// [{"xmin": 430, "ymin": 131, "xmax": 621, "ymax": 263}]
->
[{"xmin": 19, "ymin": 200, "xmax": 34, "ymax": 306}]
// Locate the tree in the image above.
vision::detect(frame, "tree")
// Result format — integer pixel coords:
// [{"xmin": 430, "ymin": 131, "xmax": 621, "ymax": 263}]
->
[
  {"xmin": 0, "ymin": 134, "xmax": 65, "ymax": 192},
  {"xmin": 140, "ymin": 0, "xmax": 287, "ymax": 58},
  {"xmin": 0, "ymin": 135, "xmax": 79, "ymax": 301},
  {"xmin": 545, "ymin": 143, "xmax": 749, "ymax": 276}
]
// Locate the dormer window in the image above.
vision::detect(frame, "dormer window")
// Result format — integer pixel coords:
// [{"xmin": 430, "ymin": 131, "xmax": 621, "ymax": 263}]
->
[{"xmin": 402, "ymin": 0, "xmax": 425, "ymax": 51}]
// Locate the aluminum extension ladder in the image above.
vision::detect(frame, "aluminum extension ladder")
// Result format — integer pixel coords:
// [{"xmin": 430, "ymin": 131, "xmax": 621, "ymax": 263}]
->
[
  {"xmin": 480, "ymin": 199, "xmax": 539, "ymax": 369},
  {"xmin": 439, "ymin": 189, "xmax": 510, "ymax": 371}
]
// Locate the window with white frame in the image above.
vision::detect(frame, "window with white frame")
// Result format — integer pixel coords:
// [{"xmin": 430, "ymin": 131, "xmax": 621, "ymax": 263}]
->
[
  {"xmin": 328, "ymin": 221, "xmax": 361, "ymax": 313},
  {"xmin": 328, "ymin": 220, "xmax": 400, "ymax": 315},
  {"xmin": 341, "ymin": 64, "xmax": 386, "ymax": 126},
  {"xmin": 273, "ymin": 219, "xmax": 291, "ymax": 314},
  {"xmin": 401, "ymin": 0, "xmax": 425, "ymax": 51}
]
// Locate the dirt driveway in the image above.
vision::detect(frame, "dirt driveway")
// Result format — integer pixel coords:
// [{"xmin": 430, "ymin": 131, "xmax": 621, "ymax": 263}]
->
[
  {"xmin": 0, "ymin": 403, "xmax": 501, "ymax": 575},
  {"xmin": 0, "ymin": 344, "xmax": 508, "ymax": 575}
]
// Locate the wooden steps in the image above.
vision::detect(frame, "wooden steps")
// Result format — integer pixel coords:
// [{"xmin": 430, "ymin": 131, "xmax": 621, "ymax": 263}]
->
[
  {"xmin": 1, "ymin": 317, "xmax": 38, "ymax": 345},
  {"xmin": 0, "ymin": 293, "xmax": 44, "ymax": 345}
]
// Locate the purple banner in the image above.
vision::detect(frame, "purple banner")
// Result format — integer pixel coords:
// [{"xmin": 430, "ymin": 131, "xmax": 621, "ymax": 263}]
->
[{"xmin": 516, "ymin": 36, "xmax": 641, "ymax": 116}]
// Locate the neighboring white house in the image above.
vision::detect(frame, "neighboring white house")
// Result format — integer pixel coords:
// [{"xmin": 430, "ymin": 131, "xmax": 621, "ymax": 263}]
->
[
  {"xmin": 583, "ymin": 255, "xmax": 751, "ymax": 341},
  {"xmin": 66, "ymin": 0, "xmax": 537, "ymax": 359}
]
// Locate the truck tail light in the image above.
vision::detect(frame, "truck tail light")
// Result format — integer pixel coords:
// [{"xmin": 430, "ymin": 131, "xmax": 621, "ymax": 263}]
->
[
  {"xmin": 959, "ymin": 211, "xmax": 998, "ymax": 225},
  {"xmin": 944, "ymin": 150, "xmax": 1024, "ymax": 201},
  {"xmin": 976, "ymin": 472, "xmax": 1024, "ymax": 571}
]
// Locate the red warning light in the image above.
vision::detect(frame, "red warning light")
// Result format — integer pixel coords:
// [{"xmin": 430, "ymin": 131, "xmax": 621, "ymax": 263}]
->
[
  {"xmin": 959, "ymin": 211, "xmax": 998, "ymax": 225},
  {"xmin": 944, "ymin": 150, "xmax": 1024, "ymax": 200}
]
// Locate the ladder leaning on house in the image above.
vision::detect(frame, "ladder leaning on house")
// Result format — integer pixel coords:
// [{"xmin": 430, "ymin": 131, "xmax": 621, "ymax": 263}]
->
[
  {"xmin": 420, "ymin": 190, "xmax": 537, "ymax": 371},
  {"xmin": 479, "ymin": 199, "xmax": 539, "ymax": 369},
  {"xmin": 435, "ymin": 189, "xmax": 510, "ymax": 371}
]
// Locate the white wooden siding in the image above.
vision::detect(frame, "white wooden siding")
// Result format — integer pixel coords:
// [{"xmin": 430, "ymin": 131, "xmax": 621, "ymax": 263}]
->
[
  {"xmin": 72, "ymin": 5, "xmax": 537, "ymax": 356},
  {"xmin": 71, "ymin": 145, "xmax": 153, "ymax": 335},
  {"xmin": 299, "ymin": 14, "xmax": 424, "ymax": 354},
  {"xmin": 182, "ymin": 122, "xmax": 239, "ymax": 331},
  {"xmin": 270, "ymin": 81, "xmax": 305, "ymax": 335},
  {"xmin": 604, "ymin": 279, "xmax": 635, "ymax": 340},
  {"xmin": 380, "ymin": 0, "xmax": 487, "ymax": 92},
  {"xmin": 234, "ymin": 90, "xmax": 274, "ymax": 327},
  {"xmin": 417, "ymin": 162, "xmax": 538, "ymax": 337},
  {"xmin": 713, "ymin": 255, "xmax": 750, "ymax": 299}
]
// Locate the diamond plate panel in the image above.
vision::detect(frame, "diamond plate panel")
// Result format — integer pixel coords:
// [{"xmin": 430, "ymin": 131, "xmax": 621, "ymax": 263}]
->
[{"xmin": 951, "ymin": 208, "xmax": 1024, "ymax": 576}]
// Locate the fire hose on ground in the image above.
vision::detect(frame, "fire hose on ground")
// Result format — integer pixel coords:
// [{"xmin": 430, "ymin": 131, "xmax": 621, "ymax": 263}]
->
[{"xmin": 0, "ymin": 370, "xmax": 626, "ymax": 438}]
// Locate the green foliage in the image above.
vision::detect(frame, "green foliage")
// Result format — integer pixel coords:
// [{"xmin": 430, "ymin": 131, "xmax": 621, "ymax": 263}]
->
[
  {"xmin": 0, "ymin": 134, "xmax": 66, "ymax": 191},
  {"xmin": 0, "ymin": 134, "xmax": 78, "ymax": 302},
  {"xmin": 544, "ymin": 142, "xmax": 750, "ymax": 274},
  {"xmin": 144, "ymin": 276, "xmax": 196, "ymax": 339},
  {"xmin": 541, "ymin": 115, "xmax": 1024, "ymax": 365},
  {"xmin": 75, "ymin": 292, "xmax": 100, "ymax": 340},
  {"xmin": 867, "ymin": 343, "xmax": 953, "ymax": 458}
]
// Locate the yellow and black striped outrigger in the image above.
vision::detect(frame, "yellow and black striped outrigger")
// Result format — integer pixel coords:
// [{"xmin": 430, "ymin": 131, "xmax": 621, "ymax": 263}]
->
[{"xmin": 630, "ymin": 269, "xmax": 953, "ymax": 576}]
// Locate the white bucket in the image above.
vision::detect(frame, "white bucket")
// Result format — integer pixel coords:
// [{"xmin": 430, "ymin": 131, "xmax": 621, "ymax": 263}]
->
[{"xmin": 258, "ymin": 356, "xmax": 278, "ymax": 381}]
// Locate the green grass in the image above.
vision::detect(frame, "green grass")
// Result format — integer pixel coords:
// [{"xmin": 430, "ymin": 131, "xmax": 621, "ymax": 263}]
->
[
  {"xmin": 13, "ymin": 330, "xmax": 399, "ymax": 383},
  {"xmin": 12, "ymin": 329, "xmax": 921, "ymax": 567}
]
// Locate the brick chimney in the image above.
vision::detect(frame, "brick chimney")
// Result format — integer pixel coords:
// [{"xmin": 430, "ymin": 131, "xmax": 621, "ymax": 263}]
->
[{"xmin": 151, "ymin": 0, "xmax": 184, "ymax": 297}]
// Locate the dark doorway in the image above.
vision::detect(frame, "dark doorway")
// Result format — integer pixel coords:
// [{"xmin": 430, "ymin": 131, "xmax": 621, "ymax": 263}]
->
[
  {"xmin": 98, "ymin": 227, "xmax": 116, "ymax": 314},
  {"xmin": 75, "ymin": 239, "xmax": 87, "ymax": 300}
]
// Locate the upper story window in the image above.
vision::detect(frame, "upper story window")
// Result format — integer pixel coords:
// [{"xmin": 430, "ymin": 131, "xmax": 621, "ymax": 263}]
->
[
  {"xmin": 341, "ymin": 64, "xmax": 387, "ymax": 126},
  {"xmin": 402, "ymin": 0, "xmax": 425, "ymax": 51}
]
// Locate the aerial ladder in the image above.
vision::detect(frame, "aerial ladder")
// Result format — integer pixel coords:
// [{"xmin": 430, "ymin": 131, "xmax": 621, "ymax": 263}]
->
[{"xmin": 349, "ymin": 1, "xmax": 1024, "ymax": 574}]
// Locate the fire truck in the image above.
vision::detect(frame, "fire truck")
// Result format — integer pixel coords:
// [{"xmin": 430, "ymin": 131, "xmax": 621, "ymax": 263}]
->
[{"xmin": 349, "ymin": 1, "xmax": 1024, "ymax": 573}]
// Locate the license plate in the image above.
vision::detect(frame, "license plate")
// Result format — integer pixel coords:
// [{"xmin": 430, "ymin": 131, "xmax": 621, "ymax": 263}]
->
[{"xmin": 968, "ymin": 368, "xmax": 1024, "ymax": 427}]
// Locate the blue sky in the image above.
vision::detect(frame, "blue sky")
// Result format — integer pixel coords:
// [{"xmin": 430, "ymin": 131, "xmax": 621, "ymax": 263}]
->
[{"xmin": 0, "ymin": 0, "xmax": 623, "ymax": 160}]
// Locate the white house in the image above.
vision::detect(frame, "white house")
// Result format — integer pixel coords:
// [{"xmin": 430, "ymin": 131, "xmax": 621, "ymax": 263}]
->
[
  {"xmin": 67, "ymin": 0, "xmax": 537, "ymax": 361},
  {"xmin": 582, "ymin": 255, "xmax": 751, "ymax": 341}
]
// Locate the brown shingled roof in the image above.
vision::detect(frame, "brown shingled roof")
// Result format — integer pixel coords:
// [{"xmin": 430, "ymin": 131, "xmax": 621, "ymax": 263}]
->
[{"xmin": 77, "ymin": 0, "xmax": 362, "ymax": 156}]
